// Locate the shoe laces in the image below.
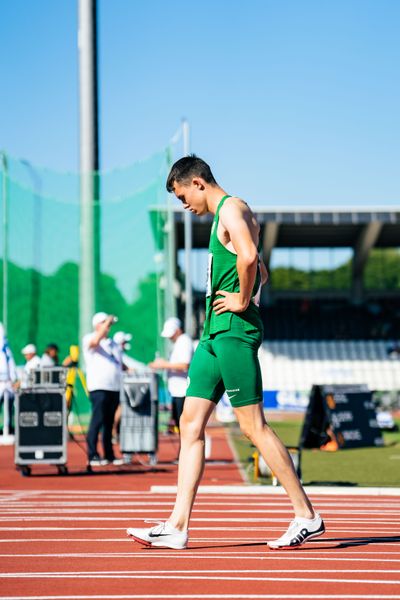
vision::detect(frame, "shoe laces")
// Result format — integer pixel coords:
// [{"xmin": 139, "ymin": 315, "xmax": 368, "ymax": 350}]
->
[
  {"xmin": 145, "ymin": 520, "xmax": 168, "ymax": 535},
  {"xmin": 285, "ymin": 519, "xmax": 302, "ymax": 536},
  {"xmin": 285, "ymin": 515, "xmax": 317, "ymax": 536}
]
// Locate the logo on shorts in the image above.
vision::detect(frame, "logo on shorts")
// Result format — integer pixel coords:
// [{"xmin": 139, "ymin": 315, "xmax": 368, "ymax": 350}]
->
[{"xmin": 226, "ymin": 388, "xmax": 240, "ymax": 401}]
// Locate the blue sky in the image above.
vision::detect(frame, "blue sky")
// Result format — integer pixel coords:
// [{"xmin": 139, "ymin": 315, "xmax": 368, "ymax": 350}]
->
[{"xmin": 0, "ymin": 0, "xmax": 399, "ymax": 207}]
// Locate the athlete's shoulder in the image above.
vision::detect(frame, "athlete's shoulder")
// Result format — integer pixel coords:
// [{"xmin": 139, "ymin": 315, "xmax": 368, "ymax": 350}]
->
[
  {"xmin": 219, "ymin": 196, "xmax": 256, "ymax": 224},
  {"xmin": 220, "ymin": 196, "xmax": 251, "ymax": 217},
  {"xmin": 225, "ymin": 196, "xmax": 248, "ymax": 207},
  {"xmin": 219, "ymin": 196, "xmax": 260, "ymax": 238}
]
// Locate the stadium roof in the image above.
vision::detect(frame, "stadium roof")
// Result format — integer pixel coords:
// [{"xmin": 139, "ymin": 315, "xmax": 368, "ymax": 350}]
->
[
  {"xmin": 147, "ymin": 205, "xmax": 400, "ymax": 302},
  {"xmin": 172, "ymin": 206, "xmax": 400, "ymax": 253}
]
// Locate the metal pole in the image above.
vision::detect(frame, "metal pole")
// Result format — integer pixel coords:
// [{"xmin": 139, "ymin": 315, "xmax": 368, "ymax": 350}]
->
[
  {"xmin": 1, "ymin": 152, "xmax": 9, "ymax": 333},
  {"xmin": 21, "ymin": 160, "xmax": 42, "ymax": 344},
  {"xmin": 78, "ymin": 0, "xmax": 100, "ymax": 344},
  {"xmin": 166, "ymin": 149, "xmax": 177, "ymax": 320},
  {"xmin": 182, "ymin": 119, "xmax": 193, "ymax": 336}
]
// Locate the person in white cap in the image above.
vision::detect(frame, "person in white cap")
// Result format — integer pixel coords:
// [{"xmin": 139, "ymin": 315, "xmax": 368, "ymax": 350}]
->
[
  {"xmin": 149, "ymin": 317, "xmax": 193, "ymax": 431},
  {"xmin": 21, "ymin": 344, "xmax": 41, "ymax": 373},
  {"xmin": 82, "ymin": 312, "xmax": 123, "ymax": 467},
  {"xmin": 113, "ymin": 332, "xmax": 147, "ymax": 373}
]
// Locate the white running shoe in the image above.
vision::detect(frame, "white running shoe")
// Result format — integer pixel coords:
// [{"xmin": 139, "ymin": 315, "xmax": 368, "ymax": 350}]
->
[
  {"xmin": 89, "ymin": 456, "xmax": 108, "ymax": 467},
  {"xmin": 267, "ymin": 513, "xmax": 325, "ymax": 549},
  {"xmin": 102, "ymin": 458, "xmax": 124, "ymax": 466},
  {"xmin": 127, "ymin": 521, "xmax": 188, "ymax": 549}
]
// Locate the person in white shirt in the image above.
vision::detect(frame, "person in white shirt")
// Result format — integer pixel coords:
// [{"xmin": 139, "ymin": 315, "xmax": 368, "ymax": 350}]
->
[
  {"xmin": 21, "ymin": 344, "xmax": 41, "ymax": 373},
  {"xmin": 0, "ymin": 323, "xmax": 18, "ymax": 435},
  {"xmin": 82, "ymin": 312, "xmax": 123, "ymax": 466},
  {"xmin": 149, "ymin": 317, "xmax": 193, "ymax": 431},
  {"xmin": 40, "ymin": 343, "xmax": 60, "ymax": 367}
]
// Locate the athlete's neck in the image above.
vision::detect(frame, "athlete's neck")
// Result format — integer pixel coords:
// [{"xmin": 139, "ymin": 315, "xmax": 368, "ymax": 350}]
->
[{"xmin": 206, "ymin": 186, "xmax": 229, "ymax": 215}]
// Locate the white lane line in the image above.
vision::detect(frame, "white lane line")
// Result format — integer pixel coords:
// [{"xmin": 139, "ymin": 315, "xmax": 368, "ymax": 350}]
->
[
  {"xmin": 2, "ymin": 498, "xmax": 400, "ymax": 503},
  {"xmin": 2, "ymin": 502, "xmax": 400, "ymax": 508},
  {"xmin": 2, "ymin": 569, "xmax": 400, "ymax": 575},
  {"xmin": 0, "ymin": 538, "xmax": 266, "ymax": 543},
  {"xmin": 2, "ymin": 501, "xmax": 400, "ymax": 511},
  {"xmin": 0, "ymin": 527, "xmax": 398, "ymax": 536},
  {"xmin": 1, "ymin": 538, "xmax": 400, "ymax": 547},
  {"xmin": 3, "ymin": 489, "xmax": 400, "ymax": 498},
  {"xmin": 0, "ymin": 574, "xmax": 399, "ymax": 584},
  {"xmin": 4, "ymin": 504, "xmax": 400, "ymax": 510},
  {"xmin": 0, "ymin": 497, "xmax": 395, "ymax": 506},
  {"xmin": 7, "ymin": 487, "xmax": 398, "ymax": 497},
  {"xmin": 0, "ymin": 492, "xmax": 159, "ymax": 496},
  {"xmin": 3, "ymin": 596, "xmax": 400, "ymax": 600},
  {"xmin": 1, "ymin": 553, "xmax": 400, "ymax": 562},
  {"xmin": 0, "ymin": 528, "xmax": 124, "ymax": 531},
  {"xmin": 0, "ymin": 494, "xmax": 400, "ymax": 504},
  {"xmin": 2, "ymin": 509, "xmax": 400, "ymax": 516},
  {"xmin": 0, "ymin": 526, "xmax": 399, "ymax": 533},
  {"xmin": 1, "ymin": 507, "xmax": 397, "ymax": 514},
  {"xmin": 152, "ymin": 486, "xmax": 400, "ymax": 496},
  {"xmin": 0, "ymin": 491, "xmax": 41, "ymax": 496},
  {"xmin": 0, "ymin": 516, "xmax": 398, "ymax": 524},
  {"xmin": 0, "ymin": 492, "xmax": 39, "ymax": 503}
]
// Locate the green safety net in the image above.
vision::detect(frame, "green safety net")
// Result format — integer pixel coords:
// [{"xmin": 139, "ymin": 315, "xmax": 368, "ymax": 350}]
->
[{"xmin": 0, "ymin": 150, "xmax": 172, "ymax": 425}]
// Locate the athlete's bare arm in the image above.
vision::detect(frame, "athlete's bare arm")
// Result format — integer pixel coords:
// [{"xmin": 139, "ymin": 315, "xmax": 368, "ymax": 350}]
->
[
  {"xmin": 212, "ymin": 198, "xmax": 259, "ymax": 315},
  {"xmin": 88, "ymin": 316, "xmax": 114, "ymax": 349},
  {"xmin": 149, "ymin": 358, "xmax": 189, "ymax": 373},
  {"xmin": 218, "ymin": 197, "xmax": 269, "ymax": 284}
]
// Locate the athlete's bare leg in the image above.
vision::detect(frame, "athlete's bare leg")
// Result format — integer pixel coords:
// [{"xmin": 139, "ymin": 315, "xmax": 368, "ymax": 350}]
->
[
  {"xmin": 234, "ymin": 402, "xmax": 314, "ymax": 519},
  {"xmin": 168, "ymin": 396, "xmax": 215, "ymax": 531}
]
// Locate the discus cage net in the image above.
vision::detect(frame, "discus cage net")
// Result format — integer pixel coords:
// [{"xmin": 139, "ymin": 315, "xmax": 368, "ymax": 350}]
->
[{"xmin": 0, "ymin": 147, "xmax": 179, "ymax": 427}]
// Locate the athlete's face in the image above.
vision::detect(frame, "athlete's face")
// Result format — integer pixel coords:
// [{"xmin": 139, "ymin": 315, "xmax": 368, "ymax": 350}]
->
[{"xmin": 172, "ymin": 179, "xmax": 208, "ymax": 216}]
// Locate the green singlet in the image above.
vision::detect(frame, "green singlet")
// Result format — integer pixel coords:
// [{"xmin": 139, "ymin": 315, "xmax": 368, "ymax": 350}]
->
[{"xmin": 186, "ymin": 195, "xmax": 264, "ymax": 407}]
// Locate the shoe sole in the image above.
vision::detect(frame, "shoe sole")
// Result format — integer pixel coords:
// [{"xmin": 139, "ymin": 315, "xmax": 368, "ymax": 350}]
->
[
  {"xmin": 127, "ymin": 532, "xmax": 152, "ymax": 548},
  {"xmin": 127, "ymin": 531, "xmax": 187, "ymax": 550},
  {"xmin": 268, "ymin": 522, "xmax": 326, "ymax": 550}
]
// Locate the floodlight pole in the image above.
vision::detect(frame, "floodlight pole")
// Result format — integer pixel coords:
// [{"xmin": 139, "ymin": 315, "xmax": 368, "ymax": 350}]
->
[
  {"xmin": 182, "ymin": 119, "xmax": 193, "ymax": 336},
  {"xmin": 166, "ymin": 148, "xmax": 177, "ymax": 320},
  {"xmin": 78, "ymin": 0, "xmax": 100, "ymax": 343},
  {"xmin": 1, "ymin": 152, "xmax": 8, "ymax": 333}
]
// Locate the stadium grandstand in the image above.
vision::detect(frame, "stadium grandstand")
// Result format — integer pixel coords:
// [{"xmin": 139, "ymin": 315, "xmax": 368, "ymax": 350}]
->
[{"xmin": 172, "ymin": 206, "xmax": 400, "ymax": 411}]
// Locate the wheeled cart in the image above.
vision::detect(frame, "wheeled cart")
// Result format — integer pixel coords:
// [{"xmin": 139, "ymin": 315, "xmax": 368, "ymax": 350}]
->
[
  {"xmin": 119, "ymin": 373, "xmax": 159, "ymax": 464},
  {"xmin": 14, "ymin": 368, "xmax": 68, "ymax": 476}
]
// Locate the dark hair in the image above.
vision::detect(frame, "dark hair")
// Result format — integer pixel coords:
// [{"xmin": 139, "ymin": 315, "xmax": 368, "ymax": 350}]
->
[
  {"xmin": 166, "ymin": 154, "xmax": 217, "ymax": 193},
  {"xmin": 46, "ymin": 343, "xmax": 59, "ymax": 352}
]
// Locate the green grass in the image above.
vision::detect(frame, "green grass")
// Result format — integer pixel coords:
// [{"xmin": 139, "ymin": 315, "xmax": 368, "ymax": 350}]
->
[{"xmin": 229, "ymin": 418, "xmax": 400, "ymax": 487}]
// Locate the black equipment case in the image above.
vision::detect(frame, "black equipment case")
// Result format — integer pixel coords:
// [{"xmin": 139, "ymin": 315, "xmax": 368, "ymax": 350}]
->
[{"xmin": 14, "ymin": 368, "xmax": 68, "ymax": 475}]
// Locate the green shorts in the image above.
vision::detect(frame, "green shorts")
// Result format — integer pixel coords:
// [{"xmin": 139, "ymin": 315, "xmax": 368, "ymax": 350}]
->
[{"xmin": 186, "ymin": 317, "xmax": 263, "ymax": 408}]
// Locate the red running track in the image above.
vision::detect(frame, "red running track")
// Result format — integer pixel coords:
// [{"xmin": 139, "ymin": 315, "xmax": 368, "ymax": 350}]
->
[{"xmin": 1, "ymin": 426, "xmax": 400, "ymax": 599}]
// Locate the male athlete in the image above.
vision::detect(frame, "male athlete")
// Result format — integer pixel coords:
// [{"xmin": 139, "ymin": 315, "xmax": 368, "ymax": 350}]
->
[{"xmin": 127, "ymin": 155, "xmax": 325, "ymax": 550}]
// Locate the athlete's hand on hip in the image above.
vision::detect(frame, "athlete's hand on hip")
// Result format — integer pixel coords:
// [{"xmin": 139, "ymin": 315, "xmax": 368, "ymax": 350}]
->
[{"xmin": 212, "ymin": 290, "xmax": 248, "ymax": 314}]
